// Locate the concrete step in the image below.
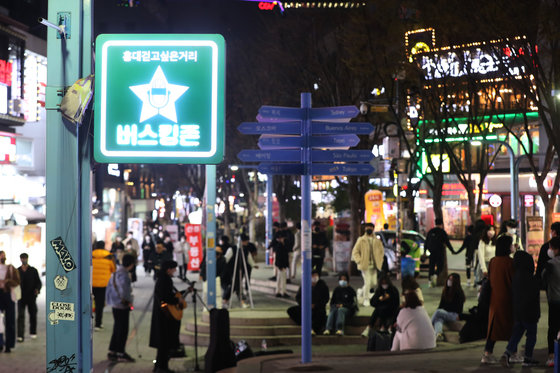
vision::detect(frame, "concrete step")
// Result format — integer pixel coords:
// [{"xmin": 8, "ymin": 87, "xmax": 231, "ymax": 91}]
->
[
  {"xmin": 250, "ymin": 278, "xmax": 299, "ymax": 294},
  {"xmin": 182, "ymin": 331, "xmax": 366, "ymax": 348},
  {"xmin": 185, "ymin": 321, "xmax": 369, "ymax": 337}
]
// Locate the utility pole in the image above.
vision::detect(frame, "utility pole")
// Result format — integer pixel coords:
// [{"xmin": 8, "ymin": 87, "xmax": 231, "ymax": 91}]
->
[{"xmin": 45, "ymin": 1, "xmax": 93, "ymax": 372}]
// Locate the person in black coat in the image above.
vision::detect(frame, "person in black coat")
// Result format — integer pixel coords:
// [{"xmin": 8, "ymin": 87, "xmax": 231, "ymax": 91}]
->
[
  {"xmin": 536, "ymin": 222, "xmax": 560, "ymax": 288},
  {"xmin": 500, "ymin": 251, "xmax": 540, "ymax": 367},
  {"xmin": 323, "ymin": 273, "xmax": 357, "ymax": 336},
  {"xmin": 367, "ymin": 274, "xmax": 400, "ymax": 333},
  {"xmin": 149, "ymin": 260, "xmax": 182, "ymax": 373},
  {"xmin": 272, "ymin": 230, "xmax": 290, "ymax": 297},
  {"xmin": 16, "ymin": 253, "xmax": 42, "ymax": 342},
  {"xmin": 425, "ymin": 218, "xmax": 455, "ymax": 287},
  {"xmin": 287, "ymin": 270, "xmax": 330, "ymax": 334},
  {"xmin": 312, "ymin": 221, "xmax": 329, "ymax": 275},
  {"xmin": 150, "ymin": 240, "xmax": 173, "ymax": 280}
]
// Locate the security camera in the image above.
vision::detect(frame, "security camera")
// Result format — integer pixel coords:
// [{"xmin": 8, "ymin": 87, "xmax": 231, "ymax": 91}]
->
[{"xmin": 359, "ymin": 103, "xmax": 368, "ymax": 115}]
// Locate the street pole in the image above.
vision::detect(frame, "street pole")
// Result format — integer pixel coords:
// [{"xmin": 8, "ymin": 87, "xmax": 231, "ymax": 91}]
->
[
  {"xmin": 45, "ymin": 1, "xmax": 93, "ymax": 371},
  {"xmin": 205, "ymin": 165, "xmax": 217, "ymax": 308},
  {"xmin": 265, "ymin": 174, "xmax": 273, "ymax": 265},
  {"xmin": 300, "ymin": 92, "xmax": 312, "ymax": 363}
]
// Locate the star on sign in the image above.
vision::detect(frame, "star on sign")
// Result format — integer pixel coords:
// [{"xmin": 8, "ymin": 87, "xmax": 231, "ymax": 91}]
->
[{"xmin": 129, "ymin": 65, "xmax": 189, "ymax": 123}]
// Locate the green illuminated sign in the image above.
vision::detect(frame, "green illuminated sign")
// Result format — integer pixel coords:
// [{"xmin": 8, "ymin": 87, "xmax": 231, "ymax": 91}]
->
[{"xmin": 94, "ymin": 34, "xmax": 225, "ymax": 164}]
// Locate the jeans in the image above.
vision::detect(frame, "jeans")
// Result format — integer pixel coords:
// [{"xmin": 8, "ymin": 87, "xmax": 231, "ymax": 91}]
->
[
  {"xmin": 0, "ymin": 290, "xmax": 15, "ymax": 349},
  {"xmin": 109, "ymin": 308, "xmax": 130, "ymax": 353},
  {"xmin": 92, "ymin": 287, "xmax": 106, "ymax": 327},
  {"xmin": 326, "ymin": 307, "xmax": 351, "ymax": 332},
  {"xmin": 548, "ymin": 303, "xmax": 560, "ymax": 354},
  {"xmin": 17, "ymin": 298, "xmax": 38, "ymax": 339},
  {"xmin": 431, "ymin": 309, "xmax": 458, "ymax": 335},
  {"xmin": 505, "ymin": 321, "xmax": 537, "ymax": 358}
]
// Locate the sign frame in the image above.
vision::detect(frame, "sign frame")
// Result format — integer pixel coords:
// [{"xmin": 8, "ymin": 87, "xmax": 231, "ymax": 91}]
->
[{"xmin": 94, "ymin": 34, "xmax": 225, "ymax": 164}]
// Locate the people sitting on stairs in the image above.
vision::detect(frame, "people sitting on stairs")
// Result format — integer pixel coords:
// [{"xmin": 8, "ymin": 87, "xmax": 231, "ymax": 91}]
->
[
  {"xmin": 431, "ymin": 273, "xmax": 465, "ymax": 343},
  {"xmin": 287, "ymin": 269, "xmax": 330, "ymax": 335},
  {"xmin": 323, "ymin": 273, "xmax": 357, "ymax": 336},
  {"xmin": 361, "ymin": 274, "xmax": 399, "ymax": 338}
]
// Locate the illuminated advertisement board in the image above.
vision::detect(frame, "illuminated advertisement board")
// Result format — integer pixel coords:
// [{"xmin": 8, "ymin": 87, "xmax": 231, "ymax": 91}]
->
[{"xmin": 94, "ymin": 34, "xmax": 225, "ymax": 164}]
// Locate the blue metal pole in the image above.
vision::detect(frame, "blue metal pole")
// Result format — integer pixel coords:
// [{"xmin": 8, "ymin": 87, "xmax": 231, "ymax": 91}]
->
[
  {"xmin": 265, "ymin": 174, "xmax": 273, "ymax": 266},
  {"xmin": 46, "ymin": 1, "xmax": 92, "ymax": 371},
  {"xmin": 300, "ymin": 92, "xmax": 312, "ymax": 363},
  {"xmin": 206, "ymin": 164, "xmax": 217, "ymax": 308}
]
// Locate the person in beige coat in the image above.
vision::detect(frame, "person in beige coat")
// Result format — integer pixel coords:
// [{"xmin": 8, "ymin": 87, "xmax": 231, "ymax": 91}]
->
[{"xmin": 352, "ymin": 223, "xmax": 384, "ymax": 307}]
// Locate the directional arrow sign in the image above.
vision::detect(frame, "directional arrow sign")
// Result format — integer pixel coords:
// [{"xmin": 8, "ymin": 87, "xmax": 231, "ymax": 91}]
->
[
  {"xmin": 238, "ymin": 121, "xmax": 301, "ymax": 135},
  {"xmin": 311, "ymin": 163, "xmax": 374, "ymax": 176},
  {"xmin": 258, "ymin": 106, "xmax": 305, "ymax": 122},
  {"xmin": 258, "ymin": 163, "xmax": 304, "ymax": 175},
  {"xmin": 258, "ymin": 135, "xmax": 302, "ymax": 149},
  {"xmin": 310, "ymin": 106, "xmax": 359, "ymax": 121},
  {"xmin": 312, "ymin": 122, "xmax": 374, "ymax": 135},
  {"xmin": 312, "ymin": 150, "xmax": 374, "ymax": 162},
  {"xmin": 237, "ymin": 149, "xmax": 301, "ymax": 162},
  {"xmin": 311, "ymin": 134, "xmax": 359, "ymax": 148}
]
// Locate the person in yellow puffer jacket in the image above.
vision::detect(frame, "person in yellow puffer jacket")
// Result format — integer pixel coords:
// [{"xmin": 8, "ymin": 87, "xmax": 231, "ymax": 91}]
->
[{"xmin": 92, "ymin": 240, "xmax": 116, "ymax": 330}]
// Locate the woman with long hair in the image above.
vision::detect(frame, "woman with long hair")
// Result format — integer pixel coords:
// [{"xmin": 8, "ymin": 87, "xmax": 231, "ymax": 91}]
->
[
  {"xmin": 477, "ymin": 225, "xmax": 497, "ymax": 279},
  {"xmin": 431, "ymin": 273, "xmax": 465, "ymax": 342},
  {"xmin": 481, "ymin": 235, "xmax": 514, "ymax": 364}
]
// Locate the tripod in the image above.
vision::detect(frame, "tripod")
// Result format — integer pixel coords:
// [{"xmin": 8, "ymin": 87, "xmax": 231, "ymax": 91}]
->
[
  {"xmin": 185, "ymin": 280, "xmax": 209, "ymax": 372},
  {"xmin": 229, "ymin": 238, "xmax": 254, "ymax": 309}
]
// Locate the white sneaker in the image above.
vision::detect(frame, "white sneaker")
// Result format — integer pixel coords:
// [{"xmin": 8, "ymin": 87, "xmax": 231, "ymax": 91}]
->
[
  {"xmin": 362, "ymin": 299, "xmax": 370, "ymax": 307},
  {"xmin": 467, "ymin": 280, "xmax": 472, "ymax": 287},
  {"xmin": 30, "ymin": 334, "xmax": 37, "ymax": 340},
  {"xmin": 335, "ymin": 330, "xmax": 344, "ymax": 336},
  {"xmin": 509, "ymin": 352, "xmax": 524, "ymax": 363},
  {"xmin": 481, "ymin": 354, "xmax": 498, "ymax": 364},
  {"xmin": 323, "ymin": 330, "xmax": 331, "ymax": 336}
]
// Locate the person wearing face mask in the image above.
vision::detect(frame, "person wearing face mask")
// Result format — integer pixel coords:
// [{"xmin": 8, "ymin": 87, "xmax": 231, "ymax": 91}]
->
[
  {"xmin": 311, "ymin": 221, "xmax": 329, "ymax": 276},
  {"xmin": 431, "ymin": 273, "xmax": 465, "ymax": 343},
  {"xmin": 499, "ymin": 219, "xmax": 524, "ymax": 252},
  {"xmin": 536, "ymin": 222, "xmax": 560, "ymax": 288},
  {"xmin": 287, "ymin": 270, "xmax": 330, "ymax": 335},
  {"xmin": 0, "ymin": 250, "xmax": 20, "ymax": 352},
  {"xmin": 481, "ymin": 235, "xmax": 514, "ymax": 364},
  {"xmin": 362, "ymin": 274, "xmax": 400, "ymax": 337},
  {"xmin": 541, "ymin": 236, "xmax": 560, "ymax": 367},
  {"xmin": 323, "ymin": 273, "xmax": 357, "ymax": 336},
  {"xmin": 477, "ymin": 225, "xmax": 497, "ymax": 280},
  {"xmin": 351, "ymin": 223, "xmax": 384, "ymax": 307},
  {"xmin": 142, "ymin": 234, "xmax": 156, "ymax": 275}
]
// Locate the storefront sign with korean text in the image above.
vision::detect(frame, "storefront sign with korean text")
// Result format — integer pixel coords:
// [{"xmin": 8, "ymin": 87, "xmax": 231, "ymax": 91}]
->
[
  {"xmin": 185, "ymin": 224, "xmax": 203, "ymax": 271},
  {"xmin": 94, "ymin": 34, "xmax": 225, "ymax": 164}
]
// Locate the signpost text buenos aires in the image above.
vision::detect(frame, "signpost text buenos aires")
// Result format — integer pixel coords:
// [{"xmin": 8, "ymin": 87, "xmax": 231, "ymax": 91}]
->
[{"xmin": 94, "ymin": 34, "xmax": 225, "ymax": 164}]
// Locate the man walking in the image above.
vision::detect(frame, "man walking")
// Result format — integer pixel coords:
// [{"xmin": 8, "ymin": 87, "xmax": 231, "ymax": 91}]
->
[
  {"xmin": 16, "ymin": 253, "xmax": 41, "ymax": 342},
  {"xmin": 92, "ymin": 241, "xmax": 116, "ymax": 330},
  {"xmin": 351, "ymin": 223, "xmax": 384, "ymax": 307},
  {"xmin": 106, "ymin": 254, "xmax": 136, "ymax": 362},
  {"xmin": 0, "ymin": 250, "xmax": 20, "ymax": 352},
  {"xmin": 425, "ymin": 218, "xmax": 455, "ymax": 287}
]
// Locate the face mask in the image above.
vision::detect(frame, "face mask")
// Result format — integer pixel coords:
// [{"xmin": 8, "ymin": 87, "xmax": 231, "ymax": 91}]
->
[
  {"xmin": 548, "ymin": 249, "xmax": 556, "ymax": 259},
  {"xmin": 487, "ymin": 231, "xmax": 495, "ymax": 238},
  {"xmin": 0, "ymin": 258, "xmax": 5, "ymax": 264},
  {"xmin": 366, "ymin": 229, "xmax": 373, "ymax": 235},
  {"xmin": 339, "ymin": 280, "xmax": 347, "ymax": 287},
  {"xmin": 381, "ymin": 284, "xmax": 388, "ymax": 290},
  {"xmin": 507, "ymin": 228, "xmax": 516, "ymax": 235},
  {"xmin": 312, "ymin": 277, "xmax": 319, "ymax": 284},
  {"xmin": 447, "ymin": 279, "xmax": 453, "ymax": 287}
]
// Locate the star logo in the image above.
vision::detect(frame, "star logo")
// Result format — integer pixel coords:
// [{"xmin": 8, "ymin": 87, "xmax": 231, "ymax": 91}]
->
[{"xmin": 129, "ymin": 66, "xmax": 189, "ymax": 123}]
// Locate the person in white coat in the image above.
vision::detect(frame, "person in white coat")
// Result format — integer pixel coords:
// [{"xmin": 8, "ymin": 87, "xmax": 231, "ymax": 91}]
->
[
  {"xmin": 174, "ymin": 236, "xmax": 189, "ymax": 281},
  {"xmin": 351, "ymin": 223, "xmax": 384, "ymax": 307},
  {"xmin": 392, "ymin": 291, "xmax": 436, "ymax": 351},
  {"xmin": 477, "ymin": 225, "xmax": 496, "ymax": 279}
]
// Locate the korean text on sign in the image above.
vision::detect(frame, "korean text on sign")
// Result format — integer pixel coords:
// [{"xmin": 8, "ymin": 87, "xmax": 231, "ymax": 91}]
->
[
  {"xmin": 123, "ymin": 50, "xmax": 198, "ymax": 63},
  {"xmin": 185, "ymin": 223, "xmax": 203, "ymax": 271},
  {"xmin": 116, "ymin": 124, "xmax": 201, "ymax": 147}
]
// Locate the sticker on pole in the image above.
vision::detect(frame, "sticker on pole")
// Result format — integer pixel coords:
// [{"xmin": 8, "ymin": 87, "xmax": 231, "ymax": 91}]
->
[
  {"xmin": 48, "ymin": 302, "xmax": 75, "ymax": 325},
  {"xmin": 94, "ymin": 34, "xmax": 225, "ymax": 164},
  {"xmin": 50, "ymin": 237, "xmax": 76, "ymax": 272}
]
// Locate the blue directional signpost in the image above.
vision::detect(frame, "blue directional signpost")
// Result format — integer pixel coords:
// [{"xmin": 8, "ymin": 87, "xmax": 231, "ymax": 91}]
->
[{"xmin": 237, "ymin": 93, "xmax": 374, "ymax": 364}]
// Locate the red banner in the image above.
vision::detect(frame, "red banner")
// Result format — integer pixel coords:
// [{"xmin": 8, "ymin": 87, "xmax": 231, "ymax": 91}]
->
[{"xmin": 185, "ymin": 224, "xmax": 203, "ymax": 271}]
